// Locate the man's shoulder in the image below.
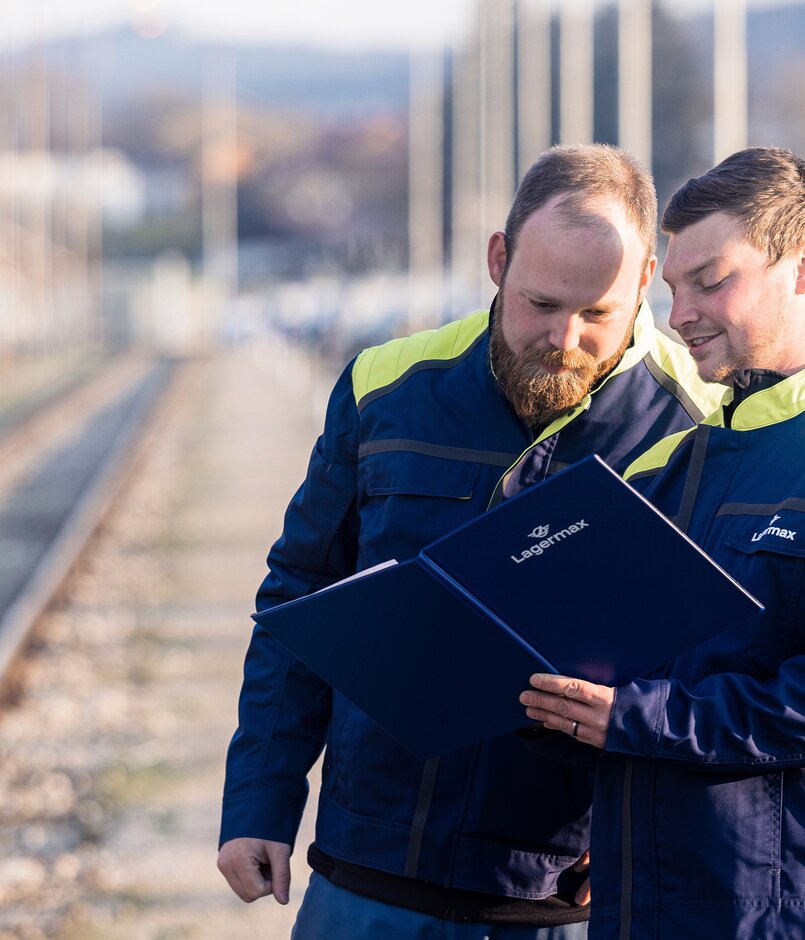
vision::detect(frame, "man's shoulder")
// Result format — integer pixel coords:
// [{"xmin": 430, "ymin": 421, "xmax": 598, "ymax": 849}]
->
[
  {"xmin": 350, "ymin": 310, "xmax": 489, "ymax": 409},
  {"xmin": 623, "ymin": 426, "xmax": 696, "ymax": 483}
]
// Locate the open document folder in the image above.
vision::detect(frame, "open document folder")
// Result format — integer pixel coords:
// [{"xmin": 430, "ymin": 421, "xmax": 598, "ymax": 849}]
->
[{"xmin": 253, "ymin": 455, "xmax": 763, "ymax": 760}]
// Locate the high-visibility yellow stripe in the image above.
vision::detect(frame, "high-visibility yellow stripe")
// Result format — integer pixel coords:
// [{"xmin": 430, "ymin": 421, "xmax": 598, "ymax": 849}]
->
[
  {"xmin": 648, "ymin": 329, "xmax": 725, "ymax": 419},
  {"xmin": 623, "ymin": 428, "xmax": 694, "ymax": 481},
  {"xmin": 729, "ymin": 369, "xmax": 805, "ymax": 430},
  {"xmin": 351, "ymin": 310, "xmax": 489, "ymax": 405}
]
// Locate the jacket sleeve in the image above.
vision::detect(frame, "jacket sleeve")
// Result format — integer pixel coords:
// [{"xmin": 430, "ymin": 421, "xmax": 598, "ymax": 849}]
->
[
  {"xmin": 606, "ymin": 655, "xmax": 805, "ymax": 772},
  {"xmin": 219, "ymin": 361, "xmax": 361, "ymax": 847}
]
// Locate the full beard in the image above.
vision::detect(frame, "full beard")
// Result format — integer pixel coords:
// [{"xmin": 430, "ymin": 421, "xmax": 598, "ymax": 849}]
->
[{"xmin": 490, "ymin": 298, "xmax": 638, "ymax": 430}]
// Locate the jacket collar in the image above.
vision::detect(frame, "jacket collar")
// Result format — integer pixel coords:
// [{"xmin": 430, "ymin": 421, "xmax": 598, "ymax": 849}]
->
[{"xmin": 709, "ymin": 367, "xmax": 805, "ymax": 430}]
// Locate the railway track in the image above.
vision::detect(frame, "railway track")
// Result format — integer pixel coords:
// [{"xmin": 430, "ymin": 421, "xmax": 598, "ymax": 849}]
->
[{"xmin": 0, "ymin": 355, "xmax": 180, "ymax": 689}]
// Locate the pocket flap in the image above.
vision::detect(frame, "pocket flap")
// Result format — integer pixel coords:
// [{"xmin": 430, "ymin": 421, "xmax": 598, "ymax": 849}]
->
[
  {"xmin": 363, "ymin": 451, "xmax": 479, "ymax": 499},
  {"xmin": 724, "ymin": 508, "xmax": 805, "ymax": 558}
]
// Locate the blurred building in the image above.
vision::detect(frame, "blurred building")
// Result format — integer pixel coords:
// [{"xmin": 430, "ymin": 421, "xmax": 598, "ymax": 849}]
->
[{"xmin": 409, "ymin": 0, "xmax": 805, "ymax": 323}]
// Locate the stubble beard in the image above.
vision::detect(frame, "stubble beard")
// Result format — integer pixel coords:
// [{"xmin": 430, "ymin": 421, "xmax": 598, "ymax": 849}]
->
[
  {"xmin": 697, "ymin": 296, "xmax": 789, "ymax": 385},
  {"xmin": 490, "ymin": 294, "xmax": 638, "ymax": 430}
]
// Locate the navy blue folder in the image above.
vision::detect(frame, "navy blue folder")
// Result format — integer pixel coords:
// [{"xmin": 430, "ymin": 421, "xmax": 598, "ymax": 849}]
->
[{"xmin": 254, "ymin": 455, "xmax": 763, "ymax": 759}]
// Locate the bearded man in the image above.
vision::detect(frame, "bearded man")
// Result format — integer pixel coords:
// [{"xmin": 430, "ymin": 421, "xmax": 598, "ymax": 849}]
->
[{"xmin": 217, "ymin": 144, "xmax": 722, "ymax": 940}]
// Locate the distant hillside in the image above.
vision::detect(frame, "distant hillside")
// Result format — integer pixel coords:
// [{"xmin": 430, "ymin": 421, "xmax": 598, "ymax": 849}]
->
[
  {"xmin": 17, "ymin": 27, "xmax": 411, "ymax": 117},
  {"xmin": 11, "ymin": 3, "xmax": 803, "ymax": 142}
]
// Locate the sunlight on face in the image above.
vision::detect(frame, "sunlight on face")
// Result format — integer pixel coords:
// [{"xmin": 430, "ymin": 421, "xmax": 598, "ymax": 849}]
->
[{"xmin": 664, "ymin": 212, "xmax": 804, "ymax": 383}]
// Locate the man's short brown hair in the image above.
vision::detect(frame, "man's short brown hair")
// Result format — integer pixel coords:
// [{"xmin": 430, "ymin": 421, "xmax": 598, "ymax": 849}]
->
[
  {"xmin": 662, "ymin": 146, "xmax": 805, "ymax": 265},
  {"xmin": 504, "ymin": 143, "xmax": 658, "ymax": 265}
]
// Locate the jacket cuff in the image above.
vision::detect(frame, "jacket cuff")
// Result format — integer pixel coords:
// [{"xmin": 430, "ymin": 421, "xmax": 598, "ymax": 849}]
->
[
  {"xmin": 604, "ymin": 678, "xmax": 668, "ymax": 757},
  {"xmin": 219, "ymin": 782, "xmax": 308, "ymax": 849}
]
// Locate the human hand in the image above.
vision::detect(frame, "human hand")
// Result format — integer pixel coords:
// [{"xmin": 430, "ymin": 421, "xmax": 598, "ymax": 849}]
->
[
  {"xmin": 520, "ymin": 673, "xmax": 615, "ymax": 749},
  {"xmin": 574, "ymin": 849, "xmax": 591, "ymax": 905},
  {"xmin": 217, "ymin": 838, "xmax": 292, "ymax": 904}
]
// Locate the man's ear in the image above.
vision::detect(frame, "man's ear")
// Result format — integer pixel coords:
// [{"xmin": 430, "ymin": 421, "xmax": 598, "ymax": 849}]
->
[
  {"xmin": 638, "ymin": 255, "xmax": 658, "ymax": 304},
  {"xmin": 795, "ymin": 246, "xmax": 805, "ymax": 295},
  {"xmin": 487, "ymin": 232, "xmax": 508, "ymax": 287}
]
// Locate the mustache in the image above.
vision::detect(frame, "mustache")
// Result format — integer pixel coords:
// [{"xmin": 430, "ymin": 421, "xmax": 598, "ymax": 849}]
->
[{"xmin": 521, "ymin": 345, "xmax": 597, "ymax": 372}]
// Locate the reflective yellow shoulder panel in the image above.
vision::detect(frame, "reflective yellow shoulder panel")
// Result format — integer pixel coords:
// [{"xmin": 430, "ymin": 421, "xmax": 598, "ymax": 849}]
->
[
  {"xmin": 730, "ymin": 369, "xmax": 805, "ymax": 430},
  {"xmin": 351, "ymin": 310, "xmax": 490, "ymax": 405},
  {"xmin": 623, "ymin": 427, "xmax": 694, "ymax": 481},
  {"xmin": 649, "ymin": 330, "xmax": 726, "ymax": 420}
]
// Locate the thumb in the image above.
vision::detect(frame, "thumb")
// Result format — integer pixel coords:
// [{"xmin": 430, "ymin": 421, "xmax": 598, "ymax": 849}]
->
[{"xmin": 266, "ymin": 843, "xmax": 292, "ymax": 905}]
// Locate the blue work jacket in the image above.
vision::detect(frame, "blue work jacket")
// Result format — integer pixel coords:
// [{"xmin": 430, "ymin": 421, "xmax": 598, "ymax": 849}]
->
[
  {"xmin": 220, "ymin": 304, "xmax": 721, "ymax": 901},
  {"xmin": 588, "ymin": 369, "xmax": 805, "ymax": 939}
]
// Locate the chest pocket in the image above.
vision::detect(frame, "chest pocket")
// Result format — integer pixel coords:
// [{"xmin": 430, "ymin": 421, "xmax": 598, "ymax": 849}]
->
[
  {"xmin": 359, "ymin": 451, "xmax": 482, "ymax": 564},
  {"xmin": 723, "ymin": 508, "xmax": 805, "ymax": 559},
  {"xmin": 719, "ymin": 508, "xmax": 805, "ymax": 656},
  {"xmin": 363, "ymin": 450, "xmax": 479, "ymax": 499}
]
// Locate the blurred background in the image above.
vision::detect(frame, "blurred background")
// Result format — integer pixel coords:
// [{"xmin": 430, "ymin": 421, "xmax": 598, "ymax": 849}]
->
[
  {"xmin": 2, "ymin": 0, "xmax": 803, "ymax": 381},
  {"xmin": 0, "ymin": 1, "xmax": 802, "ymax": 937}
]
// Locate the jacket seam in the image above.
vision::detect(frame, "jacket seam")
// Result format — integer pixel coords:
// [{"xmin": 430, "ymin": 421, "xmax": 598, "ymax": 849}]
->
[
  {"xmin": 255, "ymin": 655, "xmax": 291, "ymax": 788},
  {"xmin": 642, "ymin": 352, "xmax": 706, "ymax": 422},
  {"xmin": 358, "ymin": 439, "xmax": 517, "ymax": 467}
]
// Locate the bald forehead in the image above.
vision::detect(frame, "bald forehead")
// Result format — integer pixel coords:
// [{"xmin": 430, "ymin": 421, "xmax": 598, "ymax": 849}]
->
[
  {"xmin": 517, "ymin": 196, "xmax": 644, "ymax": 267},
  {"xmin": 554, "ymin": 193, "xmax": 633, "ymax": 234}
]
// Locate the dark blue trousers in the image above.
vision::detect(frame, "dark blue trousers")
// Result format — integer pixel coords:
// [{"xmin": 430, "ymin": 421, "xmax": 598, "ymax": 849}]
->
[{"xmin": 291, "ymin": 873, "xmax": 589, "ymax": 940}]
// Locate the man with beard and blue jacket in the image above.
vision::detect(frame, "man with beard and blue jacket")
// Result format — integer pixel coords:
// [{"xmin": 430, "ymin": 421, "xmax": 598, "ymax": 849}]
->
[
  {"xmin": 217, "ymin": 144, "xmax": 722, "ymax": 939},
  {"xmin": 520, "ymin": 146, "xmax": 805, "ymax": 939}
]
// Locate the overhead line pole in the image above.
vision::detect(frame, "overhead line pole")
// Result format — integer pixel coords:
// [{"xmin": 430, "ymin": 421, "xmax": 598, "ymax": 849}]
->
[
  {"xmin": 713, "ymin": 0, "xmax": 748, "ymax": 163},
  {"xmin": 618, "ymin": 0, "xmax": 652, "ymax": 169}
]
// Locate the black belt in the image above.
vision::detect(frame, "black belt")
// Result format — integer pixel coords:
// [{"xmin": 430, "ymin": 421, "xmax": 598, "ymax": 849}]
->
[{"xmin": 308, "ymin": 844, "xmax": 590, "ymax": 926}]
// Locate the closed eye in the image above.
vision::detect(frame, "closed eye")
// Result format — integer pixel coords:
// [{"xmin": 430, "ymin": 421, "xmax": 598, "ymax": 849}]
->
[{"xmin": 701, "ymin": 277, "xmax": 726, "ymax": 293}]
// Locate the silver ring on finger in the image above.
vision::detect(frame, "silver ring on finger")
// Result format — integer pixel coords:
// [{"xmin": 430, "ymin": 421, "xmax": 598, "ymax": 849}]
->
[{"xmin": 571, "ymin": 720, "xmax": 580, "ymax": 737}]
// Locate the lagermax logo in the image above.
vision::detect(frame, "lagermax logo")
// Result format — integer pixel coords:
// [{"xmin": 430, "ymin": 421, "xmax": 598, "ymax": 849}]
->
[
  {"xmin": 528, "ymin": 524, "xmax": 550, "ymax": 539},
  {"xmin": 511, "ymin": 518, "xmax": 589, "ymax": 564},
  {"xmin": 751, "ymin": 513, "xmax": 797, "ymax": 543}
]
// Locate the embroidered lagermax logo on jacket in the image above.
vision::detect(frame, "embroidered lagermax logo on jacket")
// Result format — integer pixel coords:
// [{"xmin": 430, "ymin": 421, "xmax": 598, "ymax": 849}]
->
[
  {"xmin": 751, "ymin": 513, "xmax": 798, "ymax": 543},
  {"xmin": 512, "ymin": 520, "xmax": 589, "ymax": 564}
]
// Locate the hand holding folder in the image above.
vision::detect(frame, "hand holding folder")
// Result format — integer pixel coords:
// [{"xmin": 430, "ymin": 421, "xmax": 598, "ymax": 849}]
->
[{"xmin": 254, "ymin": 455, "xmax": 762, "ymax": 759}]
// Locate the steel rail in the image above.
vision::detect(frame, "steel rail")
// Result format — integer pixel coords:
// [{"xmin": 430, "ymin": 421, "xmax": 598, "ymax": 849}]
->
[{"xmin": 0, "ymin": 358, "xmax": 179, "ymax": 685}]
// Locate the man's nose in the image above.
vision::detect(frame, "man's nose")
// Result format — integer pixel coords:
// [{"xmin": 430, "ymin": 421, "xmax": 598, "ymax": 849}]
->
[
  {"xmin": 668, "ymin": 292, "xmax": 696, "ymax": 333},
  {"xmin": 548, "ymin": 314, "xmax": 582, "ymax": 351}
]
